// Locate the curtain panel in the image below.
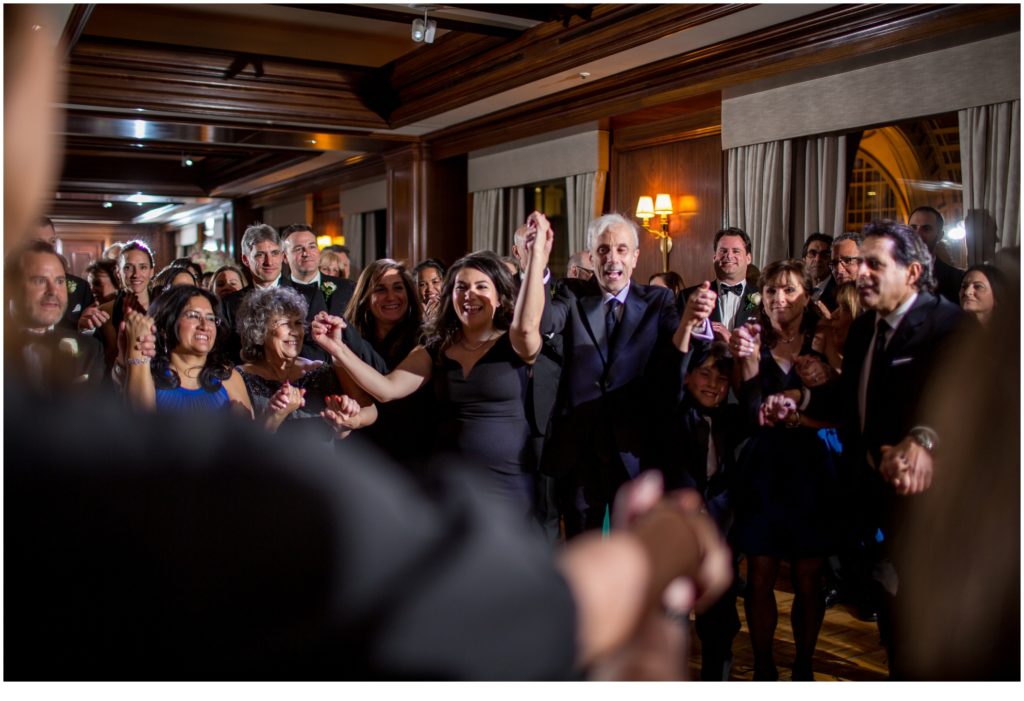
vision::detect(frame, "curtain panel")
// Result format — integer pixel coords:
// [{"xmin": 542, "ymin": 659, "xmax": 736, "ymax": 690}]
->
[
  {"xmin": 471, "ymin": 189, "xmax": 506, "ymax": 255},
  {"xmin": 959, "ymin": 100, "xmax": 1021, "ymax": 264},
  {"xmin": 565, "ymin": 171, "xmax": 607, "ymax": 255},
  {"xmin": 727, "ymin": 135, "xmax": 848, "ymax": 268},
  {"xmin": 344, "ymin": 213, "xmax": 365, "ymax": 269}
]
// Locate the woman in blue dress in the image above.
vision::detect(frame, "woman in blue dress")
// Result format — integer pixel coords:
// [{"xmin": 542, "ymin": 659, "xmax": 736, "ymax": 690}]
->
[
  {"xmin": 317, "ymin": 215, "xmax": 553, "ymax": 520},
  {"xmin": 123, "ymin": 284, "xmax": 252, "ymax": 416}
]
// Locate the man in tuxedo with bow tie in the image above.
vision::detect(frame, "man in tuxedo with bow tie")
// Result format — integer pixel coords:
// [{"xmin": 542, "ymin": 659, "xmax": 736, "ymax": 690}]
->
[
  {"xmin": 681, "ymin": 227, "xmax": 757, "ymax": 343},
  {"xmin": 796, "ymin": 220, "xmax": 967, "ymax": 676},
  {"xmin": 280, "ymin": 224, "xmax": 355, "ymax": 349},
  {"xmin": 4, "ymin": 241, "xmax": 104, "ymax": 396},
  {"xmin": 540, "ymin": 213, "xmax": 717, "ymax": 535}
]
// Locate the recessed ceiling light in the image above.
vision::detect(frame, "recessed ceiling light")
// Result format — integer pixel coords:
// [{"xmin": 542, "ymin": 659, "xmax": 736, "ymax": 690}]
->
[
  {"xmin": 309, "ymin": 139, "xmax": 317, "ymax": 145},
  {"xmin": 579, "ymin": 72, "xmax": 591, "ymax": 79},
  {"xmin": 103, "ymin": 202, "xmax": 113, "ymax": 209},
  {"xmin": 131, "ymin": 143, "xmax": 144, "ymax": 148}
]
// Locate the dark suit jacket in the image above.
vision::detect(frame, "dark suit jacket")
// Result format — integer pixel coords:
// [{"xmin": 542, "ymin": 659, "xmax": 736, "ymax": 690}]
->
[
  {"xmin": 933, "ymin": 257, "xmax": 965, "ymax": 306},
  {"xmin": 809, "ymin": 291, "xmax": 966, "ymax": 535},
  {"xmin": 5, "ymin": 325, "xmax": 105, "ymax": 397},
  {"xmin": 60, "ymin": 274, "xmax": 95, "ymax": 330},
  {"xmin": 679, "ymin": 279, "xmax": 758, "ymax": 330},
  {"xmin": 816, "ymin": 276, "xmax": 838, "ymax": 311},
  {"xmin": 540, "ymin": 277, "xmax": 688, "ymax": 479}
]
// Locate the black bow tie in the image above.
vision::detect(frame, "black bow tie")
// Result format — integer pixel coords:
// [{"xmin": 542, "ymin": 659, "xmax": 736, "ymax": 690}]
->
[{"xmin": 720, "ymin": 283, "xmax": 743, "ymax": 295}]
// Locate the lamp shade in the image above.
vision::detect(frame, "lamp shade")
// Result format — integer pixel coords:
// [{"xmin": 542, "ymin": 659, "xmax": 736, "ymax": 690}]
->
[
  {"xmin": 635, "ymin": 196, "xmax": 655, "ymax": 219},
  {"xmin": 654, "ymin": 193, "xmax": 674, "ymax": 216}
]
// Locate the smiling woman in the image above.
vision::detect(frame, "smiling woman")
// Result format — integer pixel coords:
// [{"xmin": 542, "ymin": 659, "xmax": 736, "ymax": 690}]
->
[
  {"xmin": 123, "ymin": 285, "xmax": 253, "ymax": 416},
  {"xmin": 236, "ymin": 286, "xmax": 376, "ymax": 439}
]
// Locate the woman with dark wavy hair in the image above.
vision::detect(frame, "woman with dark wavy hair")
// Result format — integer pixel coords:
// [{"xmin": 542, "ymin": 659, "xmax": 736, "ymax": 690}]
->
[
  {"xmin": 313, "ymin": 237, "xmax": 548, "ymax": 518},
  {"xmin": 123, "ymin": 284, "xmax": 252, "ymax": 415},
  {"xmin": 728, "ymin": 258, "xmax": 840, "ymax": 681}
]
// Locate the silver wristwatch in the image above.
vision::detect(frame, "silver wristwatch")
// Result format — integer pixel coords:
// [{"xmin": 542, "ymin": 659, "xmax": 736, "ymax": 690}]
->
[{"xmin": 908, "ymin": 426, "xmax": 938, "ymax": 453}]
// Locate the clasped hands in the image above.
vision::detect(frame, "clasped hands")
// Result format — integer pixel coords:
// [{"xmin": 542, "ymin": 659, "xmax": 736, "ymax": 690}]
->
[
  {"xmin": 681, "ymin": 281, "xmax": 717, "ymax": 330},
  {"xmin": 879, "ymin": 437, "xmax": 933, "ymax": 496}
]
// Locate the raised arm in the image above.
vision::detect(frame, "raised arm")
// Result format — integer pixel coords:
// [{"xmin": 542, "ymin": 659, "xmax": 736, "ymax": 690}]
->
[
  {"xmin": 311, "ymin": 311, "xmax": 431, "ymax": 403},
  {"xmin": 510, "ymin": 211, "xmax": 552, "ymax": 364},
  {"xmin": 122, "ymin": 309, "xmax": 157, "ymax": 411},
  {"xmin": 673, "ymin": 281, "xmax": 717, "ymax": 352}
]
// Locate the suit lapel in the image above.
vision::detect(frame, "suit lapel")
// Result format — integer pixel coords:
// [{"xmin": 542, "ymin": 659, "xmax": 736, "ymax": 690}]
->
[
  {"xmin": 580, "ymin": 293, "xmax": 608, "ymax": 364},
  {"xmin": 885, "ymin": 293, "xmax": 933, "ymax": 355}
]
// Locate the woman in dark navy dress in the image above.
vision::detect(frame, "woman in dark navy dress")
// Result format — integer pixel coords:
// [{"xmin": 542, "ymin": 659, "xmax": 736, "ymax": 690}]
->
[
  {"xmin": 729, "ymin": 260, "xmax": 840, "ymax": 681},
  {"xmin": 313, "ymin": 215, "xmax": 553, "ymax": 520}
]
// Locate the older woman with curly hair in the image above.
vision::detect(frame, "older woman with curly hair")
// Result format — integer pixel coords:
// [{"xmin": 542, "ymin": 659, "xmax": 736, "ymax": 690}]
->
[
  {"xmin": 236, "ymin": 286, "xmax": 373, "ymax": 438},
  {"xmin": 123, "ymin": 285, "xmax": 251, "ymax": 415},
  {"xmin": 314, "ymin": 237, "xmax": 548, "ymax": 517}
]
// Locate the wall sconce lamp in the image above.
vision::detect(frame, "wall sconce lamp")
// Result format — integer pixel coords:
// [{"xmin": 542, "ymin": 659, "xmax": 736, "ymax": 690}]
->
[
  {"xmin": 636, "ymin": 194, "xmax": 698, "ymax": 272},
  {"xmin": 636, "ymin": 193, "xmax": 676, "ymax": 272}
]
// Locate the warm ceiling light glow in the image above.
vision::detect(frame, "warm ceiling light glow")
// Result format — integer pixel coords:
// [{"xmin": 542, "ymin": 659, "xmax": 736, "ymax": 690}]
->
[
  {"xmin": 679, "ymin": 195, "xmax": 699, "ymax": 214},
  {"xmin": 654, "ymin": 193, "xmax": 674, "ymax": 216},
  {"xmin": 316, "ymin": 235, "xmax": 333, "ymax": 249},
  {"xmin": 635, "ymin": 196, "xmax": 655, "ymax": 220}
]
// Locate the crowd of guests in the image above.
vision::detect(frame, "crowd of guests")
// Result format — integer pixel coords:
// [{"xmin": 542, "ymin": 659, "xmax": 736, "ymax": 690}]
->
[{"xmin": 5, "ymin": 206, "xmax": 1017, "ymax": 681}]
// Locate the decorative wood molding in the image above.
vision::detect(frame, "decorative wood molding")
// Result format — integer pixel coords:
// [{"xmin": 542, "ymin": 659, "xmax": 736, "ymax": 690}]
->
[
  {"xmin": 250, "ymin": 157, "xmax": 386, "ymax": 208},
  {"xmin": 427, "ymin": 4, "xmax": 1018, "ymax": 159},
  {"xmin": 68, "ymin": 38, "xmax": 389, "ymax": 129},
  {"xmin": 389, "ymin": 4, "xmax": 747, "ymax": 124},
  {"xmin": 613, "ymin": 107, "xmax": 723, "ymax": 152},
  {"xmin": 60, "ymin": 4, "xmax": 94, "ymax": 57}
]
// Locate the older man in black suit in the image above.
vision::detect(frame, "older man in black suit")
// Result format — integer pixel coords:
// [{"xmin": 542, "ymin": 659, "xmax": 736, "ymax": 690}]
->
[
  {"xmin": 680, "ymin": 227, "xmax": 758, "ymax": 343},
  {"xmin": 537, "ymin": 212, "xmax": 717, "ymax": 535},
  {"xmin": 789, "ymin": 220, "xmax": 966, "ymax": 677}
]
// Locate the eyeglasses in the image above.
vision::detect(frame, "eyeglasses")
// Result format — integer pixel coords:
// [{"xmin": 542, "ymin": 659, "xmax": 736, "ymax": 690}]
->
[
  {"xmin": 830, "ymin": 256, "xmax": 863, "ymax": 270},
  {"xmin": 180, "ymin": 310, "xmax": 221, "ymax": 326},
  {"xmin": 804, "ymin": 249, "xmax": 828, "ymax": 259}
]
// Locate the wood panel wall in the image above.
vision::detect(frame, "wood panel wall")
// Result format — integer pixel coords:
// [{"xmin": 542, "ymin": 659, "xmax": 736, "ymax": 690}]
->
[
  {"xmin": 50, "ymin": 221, "xmax": 173, "ymax": 274},
  {"xmin": 612, "ymin": 132, "xmax": 723, "ymax": 290}
]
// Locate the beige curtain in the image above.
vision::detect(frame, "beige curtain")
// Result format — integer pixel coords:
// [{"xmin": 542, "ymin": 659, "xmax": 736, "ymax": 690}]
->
[
  {"xmin": 792, "ymin": 134, "xmax": 848, "ymax": 250},
  {"xmin": 507, "ymin": 187, "xmax": 525, "ymax": 250},
  {"xmin": 565, "ymin": 171, "xmax": 608, "ymax": 254},
  {"xmin": 471, "ymin": 188, "xmax": 506, "ymax": 254},
  {"xmin": 726, "ymin": 141, "xmax": 794, "ymax": 268},
  {"xmin": 959, "ymin": 100, "xmax": 1021, "ymax": 264}
]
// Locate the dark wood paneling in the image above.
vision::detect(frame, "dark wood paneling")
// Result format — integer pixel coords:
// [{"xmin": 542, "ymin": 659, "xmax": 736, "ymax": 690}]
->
[
  {"xmin": 613, "ymin": 133, "xmax": 724, "ymax": 289},
  {"xmin": 389, "ymin": 4, "xmax": 747, "ymax": 125},
  {"xmin": 424, "ymin": 154, "xmax": 469, "ymax": 268},
  {"xmin": 384, "ymin": 146, "xmax": 423, "ymax": 266},
  {"xmin": 428, "ymin": 3, "xmax": 1017, "ymax": 159},
  {"xmin": 68, "ymin": 39, "xmax": 389, "ymax": 129}
]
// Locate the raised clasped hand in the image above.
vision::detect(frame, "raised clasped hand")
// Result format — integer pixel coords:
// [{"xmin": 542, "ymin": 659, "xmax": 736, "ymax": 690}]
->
[
  {"xmin": 311, "ymin": 311, "xmax": 346, "ymax": 354},
  {"xmin": 730, "ymin": 322, "xmax": 761, "ymax": 358},
  {"xmin": 683, "ymin": 281, "xmax": 717, "ymax": 329},
  {"xmin": 269, "ymin": 381, "xmax": 306, "ymax": 416},
  {"xmin": 321, "ymin": 394, "xmax": 362, "ymax": 435}
]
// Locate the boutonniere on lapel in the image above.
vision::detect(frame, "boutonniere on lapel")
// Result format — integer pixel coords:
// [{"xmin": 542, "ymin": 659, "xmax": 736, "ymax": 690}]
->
[
  {"xmin": 745, "ymin": 292, "xmax": 761, "ymax": 312},
  {"xmin": 66, "ymin": 278, "xmax": 78, "ymax": 294},
  {"xmin": 321, "ymin": 281, "xmax": 337, "ymax": 299}
]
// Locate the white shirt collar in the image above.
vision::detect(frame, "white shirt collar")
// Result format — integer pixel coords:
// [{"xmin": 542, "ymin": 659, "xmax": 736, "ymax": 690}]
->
[
  {"xmin": 881, "ymin": 292, "xmax": 918, "ymax": 333},
  {"xmin": 291, "ymin": 271, "xmax": 322, "ymax": 286},
  {"xmin": 253, "ymin": 274, "xmax": 282, "ymax": 290},
  {"xmin": 602, "ymin": 285, "xmax": 630, "ymax": 306}
]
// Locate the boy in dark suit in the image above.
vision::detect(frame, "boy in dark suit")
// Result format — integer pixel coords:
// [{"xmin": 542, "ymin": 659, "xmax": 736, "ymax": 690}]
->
[{"xmin": 645, "ymin": 341, "xmax": 744, "ymax": 680}]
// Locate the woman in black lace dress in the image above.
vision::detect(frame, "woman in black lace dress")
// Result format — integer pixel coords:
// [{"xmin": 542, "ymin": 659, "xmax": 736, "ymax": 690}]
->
[
  {"xmin": 235, "ymin": 286, "xmax": 374, "ymax": 440},
  {"xmin": 729, "ymin": 259, "xmax": 840, "ymax": 681},
  {"xmin": 316, "ymin": 216, "xmax": 552, "ymax": 519}
]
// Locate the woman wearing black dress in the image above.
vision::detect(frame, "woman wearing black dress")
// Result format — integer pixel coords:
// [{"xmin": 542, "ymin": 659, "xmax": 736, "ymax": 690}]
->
[
  {"xmin": 729, "ymin": 259, "xmax": 840, "ymax": 681},
  {"xmin": 343, "ymin": 258, "xmax": 433, "ymax": 468},
  {"xmin": 313, "ymin": 216, "xmax": 551, "ymax": 519}
]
